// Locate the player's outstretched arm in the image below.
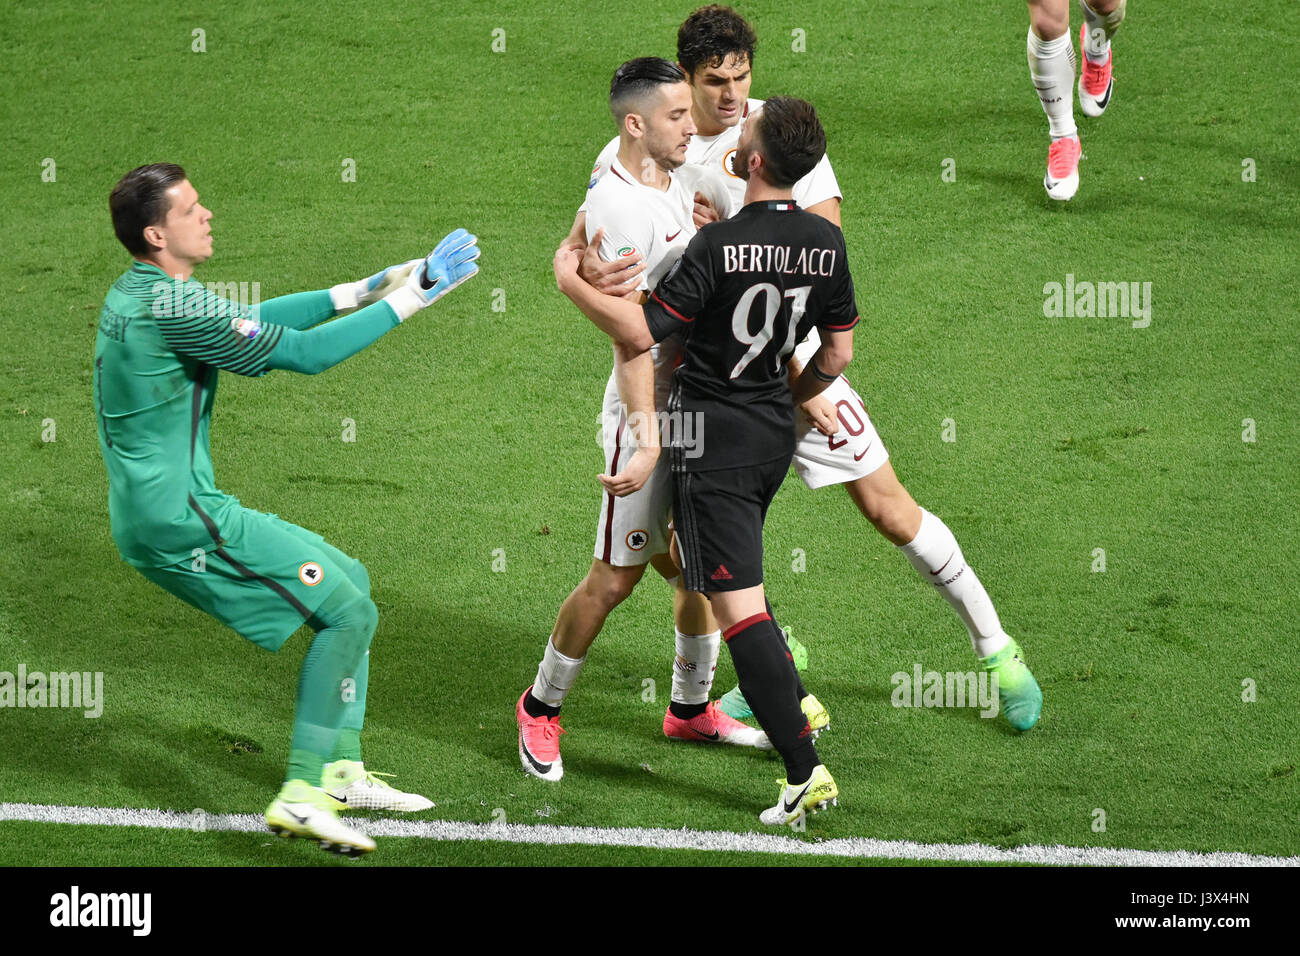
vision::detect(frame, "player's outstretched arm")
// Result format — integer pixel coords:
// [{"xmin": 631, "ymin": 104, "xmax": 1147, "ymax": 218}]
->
[
  {"xmin": 329, "ymin": 259, "xmax": 423, "ymax": 315},
  {"xmin": 256, "ymin": 291, "xmax": 337, "ymax": 331},
  {"xmin": 266, "ymin": 229, "xmax": 480, "ymax": 375},
  {"xmin": 249, "ymin": 260, "xmax": 424, "ymax": 334},
  {"xmin": 790, "ymin": 329, "xmax": 854, "ymax": 406},
  {"xmin": 553, "ymin": 244, "xmax": 654, "ymax": 353}
]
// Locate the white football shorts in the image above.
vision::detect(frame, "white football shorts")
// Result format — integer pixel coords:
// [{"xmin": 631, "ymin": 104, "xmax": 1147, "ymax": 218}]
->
[
  {"xmin": 791, "ymin": 372, "xmax": 890, "ymax": 489},
  {"xmin": 592, "ymin": 345, "xmax": 679, "ymax": 566}
]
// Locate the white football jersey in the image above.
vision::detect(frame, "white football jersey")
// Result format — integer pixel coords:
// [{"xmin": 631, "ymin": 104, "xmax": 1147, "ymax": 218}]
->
[
  {"xmin": 584, "ymin": 153, "xmax": 733, "ymax": 376},
  {"xmin": 583, "ymin": 154, "xmax": 735, "ymax": 292}
]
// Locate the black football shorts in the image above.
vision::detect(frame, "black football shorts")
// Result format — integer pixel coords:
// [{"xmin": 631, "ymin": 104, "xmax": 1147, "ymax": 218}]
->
[{"xmin": 672, "ymin": 455, "xmax": 791, "ymax": 593}]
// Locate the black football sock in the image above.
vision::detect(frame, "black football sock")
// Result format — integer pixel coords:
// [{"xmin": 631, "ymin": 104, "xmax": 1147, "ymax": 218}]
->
[
  {"xmin": 669, "ymin": 701, "xmax": 709, "ymax": 720},
  {"xmin": 765, "ymin": 599, "xmax": 809, "ymax": 701},
  {"xmin": 724, "ymin": 613, "xmax": 818, "ymax": 781},
  {"xmin": 523, "ymin": 689, "xmax": 560, "ymax": 719}
]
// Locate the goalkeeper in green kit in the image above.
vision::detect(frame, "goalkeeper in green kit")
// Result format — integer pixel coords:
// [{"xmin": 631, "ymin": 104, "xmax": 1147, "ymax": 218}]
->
[{"xmin": 94, "ymin": 163, "xmax": 479, "ymax": 856}]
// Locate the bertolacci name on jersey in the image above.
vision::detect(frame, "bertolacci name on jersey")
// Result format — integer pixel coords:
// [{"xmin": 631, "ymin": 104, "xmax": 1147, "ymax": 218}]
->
[{"xmin": 722, "ymin": 243, "xmax": 837, "ymax": 276}]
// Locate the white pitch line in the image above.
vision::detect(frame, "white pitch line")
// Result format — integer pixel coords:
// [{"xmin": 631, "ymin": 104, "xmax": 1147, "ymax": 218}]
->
[{"xmin": 1, "ymin": 802, "xmax": 1296, "ymax": 867}]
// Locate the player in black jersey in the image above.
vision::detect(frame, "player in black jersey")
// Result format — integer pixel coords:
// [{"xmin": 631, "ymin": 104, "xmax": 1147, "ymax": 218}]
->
[{"xmin": 554, "ymin": 97, "xmax": 856, "ymax": 825}]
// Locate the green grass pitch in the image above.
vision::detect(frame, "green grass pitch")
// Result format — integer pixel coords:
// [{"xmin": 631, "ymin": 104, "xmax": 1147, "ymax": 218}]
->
[{"xmin": 0, "ymin": 0, "xmax": 1296, "ymax": 867}]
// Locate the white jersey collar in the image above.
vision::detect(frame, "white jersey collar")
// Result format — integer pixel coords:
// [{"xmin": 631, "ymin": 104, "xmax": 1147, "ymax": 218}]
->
[{"xmin": 610, "ymin": 154, "xmax": 674, "ymax": 193}]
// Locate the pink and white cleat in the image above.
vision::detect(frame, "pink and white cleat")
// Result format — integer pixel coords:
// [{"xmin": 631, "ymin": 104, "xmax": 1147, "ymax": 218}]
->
[
  {"xmin": 663, "ymin": 700, "xmax": 773, "ymax": 750},
  {"xmin": 1044, "ymin": 133, "xmax": 1082, "ymax": 201},
  {"xmin": 517, "ymin": 687, "xmax": 566, "ymax": 781},
  {"xmin": 1078, "ymin": 24, "xmax": 1114, "ymax": 117}
]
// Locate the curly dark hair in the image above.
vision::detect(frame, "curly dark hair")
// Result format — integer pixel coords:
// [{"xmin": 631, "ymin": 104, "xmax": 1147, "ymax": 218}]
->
[{"xmin": 677, "ymin": 5, "xmax": 757, "ymax": 77}]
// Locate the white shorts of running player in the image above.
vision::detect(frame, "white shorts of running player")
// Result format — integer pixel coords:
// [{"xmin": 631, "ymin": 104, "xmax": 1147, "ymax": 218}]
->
[
  {"xmin": 593, "ymin": 354, "xmax": 676, "ymax": 568},
  {"xmin": 791, "ymin": 375, "xmax": 890, "ymax": 489}
]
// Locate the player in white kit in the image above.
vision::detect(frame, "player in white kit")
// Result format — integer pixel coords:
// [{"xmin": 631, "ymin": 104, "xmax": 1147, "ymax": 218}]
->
[
  {"xmin": 567, "ymin": 6, "xmax": 1043, "ymax": 733},
  {"xmin": 516, "ymin": 58, "xmax": 773, "ymax": 783},
  {"xmin": 1026, "ymin": 0, "xmax": 1128, "ymax": 200}
]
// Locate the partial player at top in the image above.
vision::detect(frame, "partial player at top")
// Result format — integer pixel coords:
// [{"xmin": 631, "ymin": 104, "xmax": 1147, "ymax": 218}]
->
[{"xmin": 579, "ymin": 3, "xmax": 842, "ymax": 256}]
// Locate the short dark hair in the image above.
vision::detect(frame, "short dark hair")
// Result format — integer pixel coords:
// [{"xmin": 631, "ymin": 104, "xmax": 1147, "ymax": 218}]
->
[
  {"xmin": 677, "ymin": 5, "xmax": 757, "ymax": 77},
  {"xmin": 751, "ymin": 97, "xmax": 825, "ymax": 188},
  {"xmin": 109, "ymin": 163, "xmax": 187, "ymax": 256},
  {"xmin": 610, "ymin": 57, "xmax": 688, "ymax": 121}
]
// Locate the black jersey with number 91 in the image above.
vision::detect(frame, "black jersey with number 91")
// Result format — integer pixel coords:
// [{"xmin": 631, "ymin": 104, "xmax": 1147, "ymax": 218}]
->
[{"xmin": 643, "ymin": 200, "xmax": 859, "ymax": 473}]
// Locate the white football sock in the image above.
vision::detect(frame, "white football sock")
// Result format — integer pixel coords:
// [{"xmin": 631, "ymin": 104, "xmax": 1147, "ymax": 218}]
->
[
  {"xmin": 1079, "ymin": 0, "xmax": 1125, "ymax": 62},
  {"xmin": 899, "ymin": 509, "xmax": 1010, "ymax": 659},
  {"xmin": 671, "ymin": 629, "xmax": 720, "ymax": 705},
  {"xmin": 531, "ymin": 636, "xmax": 585, "ymax": 708},
  {"xmin": 1027, "ymin": 27, "xmax": 1077, "ymax": 139}
]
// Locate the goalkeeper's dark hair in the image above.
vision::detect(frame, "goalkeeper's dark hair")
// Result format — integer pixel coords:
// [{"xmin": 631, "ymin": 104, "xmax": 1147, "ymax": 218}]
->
[
  {"xmin": 677, "ymin": 5, "xmax": 757, "ymax": 77},
  {"xmin": 110, "ymin": 163, "xmax": 188, "ymax": 256},
  {"xmin": 751, "ymin": 97, "xmax": 825, "ymax": 188},
  {"xmin": 609, "ymin": 57, "xmax": 688, "ymax": 121}
]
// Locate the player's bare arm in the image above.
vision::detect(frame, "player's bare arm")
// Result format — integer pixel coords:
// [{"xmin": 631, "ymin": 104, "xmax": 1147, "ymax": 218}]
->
[
  {"xmin": 601, "ymin": 338, "xmax": 660, "ymax": 498},
  {"xmin": 553, "ymin": 245, "xmax": 655, "ymax": 353},
  {"xmin": 562, "ymin": 210, "xmax": 586, "ymax": 249},
  {"xmin": 786, "ymin": 353, "xmax": 839, "ymax": 436},
  {"xmin": 789, "ymin": 328, "xmax": 854, "ymax": 406},
  {"xmin": 804, "ymin": 197, "xmax": 842, "ymax": 227}
]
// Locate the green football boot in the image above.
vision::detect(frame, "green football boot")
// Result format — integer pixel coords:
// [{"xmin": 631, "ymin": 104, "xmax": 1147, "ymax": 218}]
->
[
  {"xmin": 800, "ymin": 693, "xmax": 830, "ymax": 736},
  {"xmin": 759, "ymin": 764, "xmax": 839, "ymax": 826},
  {"xmin": 266, "ymin": 779, "xmax": 376, "ymax": 857},
  {"xmin": 785, "ymin": 629, "xmax": 809, "ymax": 672},
  {"xmin": 980, "ymin": 638, "xmax": 1042, "ymax": 731},
  {"xmin": 321, "ymin": 760, "xmax": 434, "ymax": 812},
  {"xmin": 717, "ymin": 685, "xmax": 754, "ymax": 721}
]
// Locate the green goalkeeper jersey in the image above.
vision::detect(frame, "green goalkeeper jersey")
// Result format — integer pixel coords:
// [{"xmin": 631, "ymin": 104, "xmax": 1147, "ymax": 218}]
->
[{"xmin": 94, "ymin": 262, "xmax": 289, "ymax": 568}]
